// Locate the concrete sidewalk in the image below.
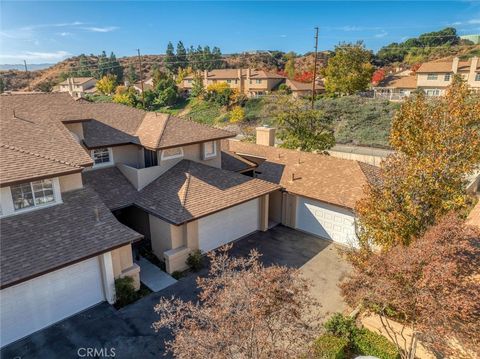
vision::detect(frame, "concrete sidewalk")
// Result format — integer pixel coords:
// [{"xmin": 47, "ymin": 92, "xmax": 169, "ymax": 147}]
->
[{"xmin": 135, "ymin": 257, "xmax": 177, "ymax": 292}]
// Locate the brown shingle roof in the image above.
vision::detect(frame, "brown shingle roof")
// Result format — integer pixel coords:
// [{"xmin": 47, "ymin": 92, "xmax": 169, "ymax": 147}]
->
[
  {"xmin": 0, "ymin": 187, "xmax": 142, "ymax": 288},
  {"xmin": 185, "ymin": 69, "xmax": 286, "ymax": 80},
  {"xmin": 417, "ymin": 58, "xmax": 479, "ymax": 73},
  {"xmin": 466, "ymin": 200, "xmax": 480, "ymax": 228},
  {"xmin": 224, "ymin": 140, "xmax": 373, "ymax": 209},
  {"xmin": 376, "ymin": 75, "xmax": 417, "ymax": 89},
  {"xmin": 58, "ymin": 77, "xmax": 96, "ymax": 85},
  {"xmin": 136, "ymin": 160, "xmax": 280, "ymax": 224},
  {"xmin": 84, "ymin": 160, "xmax": 280, "ymax": 225},
  {"xmin": 221, "ymin": 150, "xmax": 257, "ymax": 172}
]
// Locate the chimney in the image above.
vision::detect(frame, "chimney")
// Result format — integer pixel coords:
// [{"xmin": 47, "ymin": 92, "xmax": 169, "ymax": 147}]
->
[
  {"xmin": 256, "ymin": 126, "xmax": 276, "ymax": 147},
  {"xmin": 452, "ymin": 57, "xmax": 459, "ymax": 74},
  {"xmin": 247, "ymin": 68, "xmax": 251, "ymax": 80},
  {"xmin": 470, "ymin": 57, "xmax": 479, "ymax": 80},
  {"xmin": 68, "ymin": 77, "xmax": 74, "ymax": 94}
]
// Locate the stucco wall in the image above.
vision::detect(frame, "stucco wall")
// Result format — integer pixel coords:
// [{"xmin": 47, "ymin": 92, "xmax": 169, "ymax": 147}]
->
[
  {"xmin": 269, "ymin": 190, "xmax": 283, "ymax": 223},
  {"xmin": 110, "ymin": 244, "xmax": 140, "ymax": 290},
  {"xmin": 59, "ymin": 173, "xmax": 83, "ymax": 192},
  {"xmin": 64, "ymin": 122, "xmax": 85, "ymax": 140},
  {"xmin": 112, "ymin": 145, "xmax": 141, "ymax": 167},
  {"xmin": 149, "ymin": 215, "xmax": 185, "ymax": 259}
]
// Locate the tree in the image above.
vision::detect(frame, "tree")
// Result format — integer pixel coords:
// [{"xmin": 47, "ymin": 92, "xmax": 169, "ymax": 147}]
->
[
  {"xmin": 356, "ymin": 78, "xmax": 480, "ymax": 248},
  {"xmin": 153, "ymin": 245, "xmax": 319, "ymax": 359},
  {"xmin": 229, "ymin": 106, "xmax": 245, "ymax": 123},
  {"xmin": 284, "ymin": 52, "xmax": 296, "ymax": 79},
  {"xmin": 96, "ymin": 74, "xmax": 117, "ymax": 95},
  {"xmin": 341, "ymin": 214, "xmax": 480, "ymax": 359},
  {"xmin": 74, "ymin": 54, "xmax": 93, "ymax": 77},
  {"xmin": 322, "ymin": 42, "xmax": 374, "ymax": 95},
  {"xmin": 153, "ymin": 70, "xmax": 178, "ymax": 107},
  {"xmin": 96, "ymin": 51, "xmax": 122, "ymax": 83},
  {"xmin": 371, "ymin": 69, "xmax": 385, "ymax": 85},
  {"xmin": 190, "ymin": 73, "xmax": 204, "ymax": 98},
  {"xmin": 112, "ymin": 85, "xmax": 138, "ymax": 107},
  {"xmin": 164, "ymin": 42, "xmax": 177, "ymax": 74},
  {"xmin": 126, "ymin": 64, "xmax": 138, "ymax": 85},
  {"xmin": 204, "ymin": 82, "xmax": 234, "ymax": 106},
  {"xmin": 176, "ymin": 41, "xmax": 188, "ymax": 71},
  {"xmin": 273, "ymin": 96, "xmax": 335, "ymax": 152}
]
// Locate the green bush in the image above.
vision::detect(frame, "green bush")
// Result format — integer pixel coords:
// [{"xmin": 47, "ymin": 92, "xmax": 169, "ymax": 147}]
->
[
  {"xmin": 353, "ymin": 328, "xmax": 400, "ymax": 359},
  {"xmin": 114, "ymin": 276, "xmax": 137, "ymax": 307},
  {"xmin": 324, "ymin": 313, "xmax": 358, "ymax": 341},
  {"xmin": 171, "ymin": 271, "xmax": 184, "ymax": 280},
  {"xmin": 186, "ymin": 249, "xmax": 204, "ymax": 272},
  {"xmin": 314, "ymin": 333, "xmax": 348, "ymax": 359}
]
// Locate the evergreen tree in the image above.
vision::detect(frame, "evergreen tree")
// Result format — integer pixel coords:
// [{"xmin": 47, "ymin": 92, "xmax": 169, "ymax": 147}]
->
[
  {"xmin": 164, "ymin": 42, "xmax": 177, "ymax": 74},
  {"xmin": 126, "ymin": 64, "xmax": 138, "ymax": 85},
  {"xmin": 75, "ymin": 54, "xmax": 92, "ymax": 77},
  {"xmin": 109, "ymin": 52, "xmax": 123, "ymax": 83},
  {"xmin": 176, "ymin": 41, "xmax": 188, "ymax": 71},
  {"xmin": 212, "ymin": 47, "xmax": 223, "ymax": 69},
  {"xmin": 202, "ymin": 45, "xmax": 213, "ymax": 70}
]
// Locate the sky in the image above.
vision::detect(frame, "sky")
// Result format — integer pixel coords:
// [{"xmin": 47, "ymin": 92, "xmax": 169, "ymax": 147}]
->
[{"xmin": 0, "ymin": 1, "xmax": 480, "ymax": 64}]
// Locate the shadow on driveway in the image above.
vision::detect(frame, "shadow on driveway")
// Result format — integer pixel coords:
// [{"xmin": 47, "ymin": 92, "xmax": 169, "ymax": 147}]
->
[{"xmin": 1, "ymin": 225, "xmax": 349, "ymax": 359}]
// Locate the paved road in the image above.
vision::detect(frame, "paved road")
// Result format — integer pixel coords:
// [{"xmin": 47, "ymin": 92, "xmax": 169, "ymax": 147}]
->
[{"xmin": 1, "ymin": 225, "xmax": 350, "ymax": 359}]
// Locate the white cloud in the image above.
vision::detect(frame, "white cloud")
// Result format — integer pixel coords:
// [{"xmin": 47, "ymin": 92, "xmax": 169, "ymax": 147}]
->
[
  {"xmin": 58, "ymin": 32, "xmax": 72, "ymax": 37},
  {"xmin": 374, "ymin": 31, "xmax": 388, "ymax": 38},
  {"xmin": 467, "ymin": 19, "xmax": 480, "ymax": 24},
  {"xmin": 82, "ymin": 26, "xmax": 118, "ymax": 33},
  {"xmin": 340, "ymin": 26, "xmax": 363, "ymax": 32},
  {"xmin": 0, "ymin": 50, "xmax": 71, "ymax": 62}
]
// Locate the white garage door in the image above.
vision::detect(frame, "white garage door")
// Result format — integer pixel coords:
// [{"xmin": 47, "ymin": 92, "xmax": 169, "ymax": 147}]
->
[
  {"xmin": 0, "ymin": 257, "xmax": 105, "ymax": 347},
  {"xmin": 198, "ymin": 199, "xmax": 260, "ymax": 252},
  {"xmin": 296, "ymin": 196, "xmax": 357, "ymax": 246}
]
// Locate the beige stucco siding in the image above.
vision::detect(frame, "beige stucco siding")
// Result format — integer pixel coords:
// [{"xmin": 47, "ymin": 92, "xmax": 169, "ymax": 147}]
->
[
  {"xmin": 64, "ymin": 122, "xmax": 85, "ymax": 140},
  {"xmin": 269, "ymin": 190, "xmax": 283, "ymax": 223},
  {"xmin": 112, "ymin": 145, "xmax": 141, "ymax": 167},
  {"xmin": 111, "ymin": 244, "xmax": 140, "ymax": 290},
  {"xmin": 59, "ymin": 173, "xmax": 83, "ymax": 192},
  {"xmin": 149, "ymin": 215, "xmax": 185, "ymax": 258}
]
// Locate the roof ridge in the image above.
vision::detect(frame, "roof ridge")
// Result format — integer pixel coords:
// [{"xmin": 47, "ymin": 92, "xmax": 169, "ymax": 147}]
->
[
  {"xmin": 0, "ymin": 143, "xmax": 82, "ymax": 169},
  {"xmin": 155, "ymin": 113, "xmax": 170, "ymax": 148},
  {"xmin": 180, "ymin": 160, "xmax": 192, "ymax": 207}
]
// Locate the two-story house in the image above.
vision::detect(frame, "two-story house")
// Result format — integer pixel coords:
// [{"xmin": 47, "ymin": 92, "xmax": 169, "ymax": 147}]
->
[
  {"xmin": 0, "ymin": 93, "xmax": 279, "ymax": 347},
  {"xmin": 416, "ymin": 56, "xmax": 480, "ymax": 96},
  {"xmin": 182, "ymin": 69, "xmax": 286, "ymax": 97},
  {"xmin": 56, "ymin": 77, "xmax": 97, "ymax": 97}
]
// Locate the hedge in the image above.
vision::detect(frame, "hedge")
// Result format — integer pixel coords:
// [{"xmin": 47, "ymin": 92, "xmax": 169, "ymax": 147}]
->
[
  {"xmin": 314, "ymin": 333, "xmax": 348, "ymax": 359},
  {"xmin": 353, "ymin": 328, "xmax": 400, "ymax": 359}
]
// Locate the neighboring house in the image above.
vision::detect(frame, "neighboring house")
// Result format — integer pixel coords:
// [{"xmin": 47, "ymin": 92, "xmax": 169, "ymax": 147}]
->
[
  {"xmin": 416, "ymin": 56, "xmax": 479, "ymax": 96},
  {"xmin": 133, "ymin": 78, "xmax": 154, "ymax": 93},
  {"xmin": 0, "ymin": 93, "xmax": 280, "ymax": 346},
  {"xmin": 373, "ymin": 74, "xmax": 417, "ymax": 101},
  {"xmin": 222, "ymin": 126, "xmax": 380, "ymax": 246},
  {"xmin": 183, "ymin": 69, "xmax": 286, "ymax": 97},
  {"xmin": 373, "ymin": 56, "xmax": 480, "ymax": 99},
  {"xmin": 285, "ymin": 78, "xmax": 324, "ymax": 98},
  {"xmin": 460, "ymin": 34, "xmax": 480, "ymax": 45},
  {"xmin": 56, "ymin": 77, "xmax": 97, "ymax": 97}
]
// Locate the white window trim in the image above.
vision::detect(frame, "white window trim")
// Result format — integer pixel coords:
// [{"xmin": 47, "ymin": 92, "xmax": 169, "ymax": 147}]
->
[
  {"xmin": 161, "ymin": 147, "xmax": 184, "ymax": 161},
  {"xmin": 91, "ymin": 147, "xmax": 113, "ymax": 168},
  {"xmin": 203, "ymin": 141, "xmax": 217, "ymax": 159},
  {"xmin": 1, "ymin": 178, "xmax": 62, "ymax": 218},
  {"xmin": 427, "ymin": 74, "xmax": 438, "ymax": 80}
]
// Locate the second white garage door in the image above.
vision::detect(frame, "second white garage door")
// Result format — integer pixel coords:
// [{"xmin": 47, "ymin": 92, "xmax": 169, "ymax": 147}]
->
[
  {"xmin": 198, "ymin": 198, "xmax": 260, "ymax": 252},
  {"xmin": 296, "ymin": 196, "xmax": 357, "ymax": 246},
  {"xmin": 0, "ymin": 257, "xmax": 105, "ymax": 347}
]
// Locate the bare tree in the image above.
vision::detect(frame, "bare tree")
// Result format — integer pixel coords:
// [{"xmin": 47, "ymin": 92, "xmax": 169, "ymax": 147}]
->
[
  {"xmin": 153, "ymin": 245, "xmax": 320, "ymax": 358},
  {"xmin": 341, "ymin": 214, "xmax": 480, "ymax": 359}
]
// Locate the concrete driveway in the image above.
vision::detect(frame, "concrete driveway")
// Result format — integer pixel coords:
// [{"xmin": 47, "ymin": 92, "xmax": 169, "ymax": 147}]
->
[{"xmin": 1, "ymin": 225, "xmax": 350, "ymax": 359}]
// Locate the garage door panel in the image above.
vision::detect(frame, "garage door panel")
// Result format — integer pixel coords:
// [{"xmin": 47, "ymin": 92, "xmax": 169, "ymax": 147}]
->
[
  {"xmin": 198, "ymin": 199, "xmax": 259, "ymax": 252},
  {"xmin": 0, "ymin": 257, "xmax": 105, "ymax": 347},
  {"xmin": 296, "ymin": 197, "xmax": 357, "ymax": 246}
]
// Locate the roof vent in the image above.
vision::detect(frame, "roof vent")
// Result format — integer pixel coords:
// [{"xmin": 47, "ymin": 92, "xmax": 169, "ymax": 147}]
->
[{"xmin": 94, "ymin": 207, "xmax": 100, "ymax": 222}]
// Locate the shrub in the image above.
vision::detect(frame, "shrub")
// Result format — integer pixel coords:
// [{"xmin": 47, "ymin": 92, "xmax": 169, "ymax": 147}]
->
[
  {"xmin": 229, "ymin": 106, "xmax": 245, "ymax": 123},
  {"xmin": 171, "ymin": 271, "xmax": 184, "ymax": 280},
  {"xmin": 353, "ymin": 329, "xmax": 399, "ymax": 359},
  {"xmin": 114, "ymin": 276, "xmax": 137, "ymax": 307},
  {"xmin": 324, "ymin": 313, "xmax": 358, "ymax": 341},
  {"xmin": 314, "ymin": 333, "xmax": 348, "ymax": 359},
  {"xmin": 186, "ymin": 250, "xmax": 204, "ymax": 272}
]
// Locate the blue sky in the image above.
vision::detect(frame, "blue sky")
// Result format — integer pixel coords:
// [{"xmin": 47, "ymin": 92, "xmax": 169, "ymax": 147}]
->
[{"xmin": 0, "ymin": 1, "xmax": 479, "ymax": 64}]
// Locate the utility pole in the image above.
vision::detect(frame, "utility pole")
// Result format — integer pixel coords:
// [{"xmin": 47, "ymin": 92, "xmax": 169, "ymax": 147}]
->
[
  {"xmin": 311, "ymin": 27, "xmax": 319, "ymax": 109},
  {"xmin": 23, "ymin": 60, "xmax": 28, "ymax": 72},
  {"xmin": 136, "ymin": 49, "xmax": 145, "ymax": 107}
]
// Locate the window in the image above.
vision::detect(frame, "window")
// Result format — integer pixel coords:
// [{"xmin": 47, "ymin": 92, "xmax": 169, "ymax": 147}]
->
[
  {"xmin": 427, "ymin": 74, "xmax": 438, "ymax": 80},
  {"xmin": 426, "ymin": 89, "xmax": 441, "ymax": 97},
  {"xmin": 161, "ymin": 147, "xmax": 184, "ymax": 160},
  {"xmin": 256, "ymin": 79, "xmax": 262, "ymax": 84},
  {"xmin": 476, "ymin": 73, "xmax": 480, "ymax": 81},
  {"xmin": 11, "ymin": 179, "xmax": 55, "ymax": 211},
  {"xmin": 227, "ymin": 79, "xmax": 232, "ymax": 84},
  {"xmin": 91, "ymin": 148, "xmax": 112, "ymax": 167},
  {"xmin": 187, "ymin": 79, "xmax": 192, "ymax": 83},
  {"xmin": 444, "ymin": 74, "xmax": 451, "ymax": 81},
  {"xmin": 203, "ymin": 141, "xmax": 217, "ymax": 159},
  {"xmin": 144, "ymin": 149, "xmax": 158, "ymax": 168}
]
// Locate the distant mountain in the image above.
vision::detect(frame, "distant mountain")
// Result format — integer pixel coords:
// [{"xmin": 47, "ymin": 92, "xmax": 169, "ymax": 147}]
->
[{"xmin": 0, "ymin": 63, "xmax": 55, "ymax": 71}]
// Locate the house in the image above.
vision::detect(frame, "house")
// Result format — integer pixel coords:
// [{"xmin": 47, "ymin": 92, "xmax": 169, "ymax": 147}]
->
[
  {"xmin": 285, "ymin": 78, "xmax": 324, "ymax": 98},
  {"xmin": 416, "ymin": 56, "xmax": 480, "ymax": 96},
  {"xmin": 222, "ymin": 126, "xmax": 379, "ymax": 246},
  {"xmin": 132, "ymin": 78, "xmax": 154, "ymax": 93},
  {"xmin": 56, "ymin": 77, "xmax": 97, "ymax": 97},
  {"xmin": 373, "ymin": 56, "xmax": 480, "ymax": 99},
  {"xmin": 183, "ymin": 69, "xmax": 286, "ymax": 97},
  {"xmin": 0, "ymin": 92, "xmax": 280, "ymax": 346},
  {"xmin": 373, "ymin": 74, "xmax": 417, "ymax": 101}
]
